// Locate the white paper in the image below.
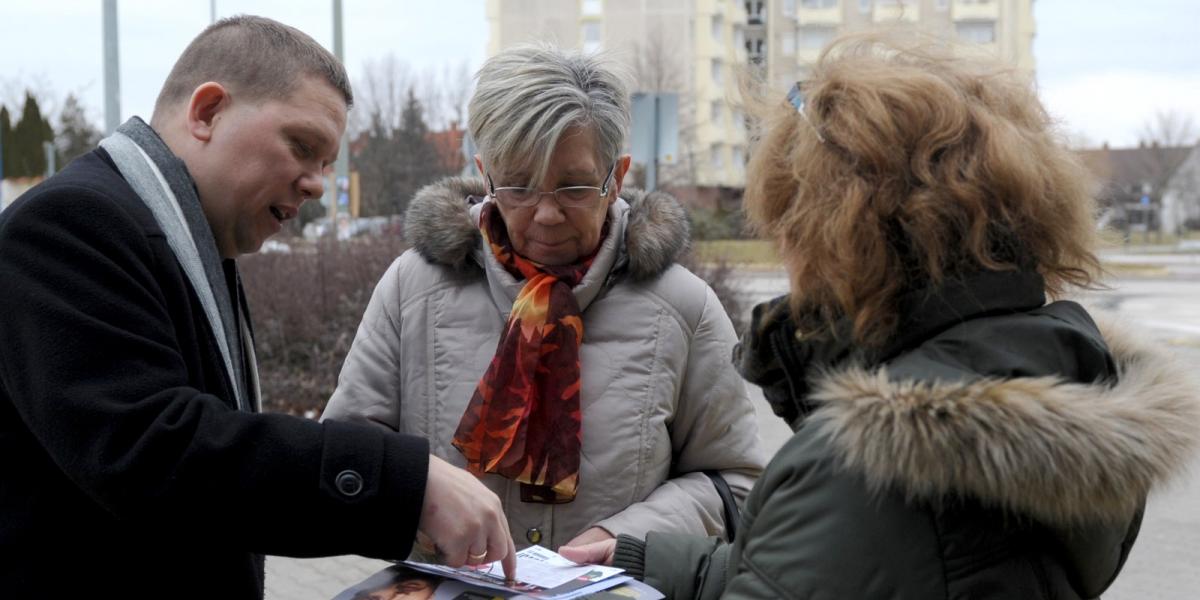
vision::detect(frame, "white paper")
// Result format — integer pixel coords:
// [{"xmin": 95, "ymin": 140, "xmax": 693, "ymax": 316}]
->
[
  {"xmin": 509, "ymin": 545, "xmax": 625, "ymax": 589},
  {"xmin": 402, "ymin": 545, "xmax": 625, "ymax": 595}
]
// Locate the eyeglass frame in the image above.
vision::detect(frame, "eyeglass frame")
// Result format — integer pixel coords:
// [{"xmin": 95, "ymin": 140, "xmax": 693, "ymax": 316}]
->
[
  {"xmin": 787, "ymin": 81, "xmax": 826, "ymax": 144},
  {"xmin": 486, "ymin": 161, "xmax": 619, "ymax": 209}
]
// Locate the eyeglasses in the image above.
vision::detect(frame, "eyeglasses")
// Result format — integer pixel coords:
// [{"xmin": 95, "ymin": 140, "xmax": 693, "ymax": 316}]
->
[
  {"xmin": 487, "ymin": 162, "xmax": 618, "ymax": 209},
  {"xmin": 787, "ymin": 81, "xmax": 826, "ymax": 144}
]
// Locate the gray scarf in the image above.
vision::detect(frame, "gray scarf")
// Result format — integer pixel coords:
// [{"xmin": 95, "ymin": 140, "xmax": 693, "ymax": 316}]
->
[{"xmin": 99, "ymin": 117, "xmax": 257, "ymax": 412}]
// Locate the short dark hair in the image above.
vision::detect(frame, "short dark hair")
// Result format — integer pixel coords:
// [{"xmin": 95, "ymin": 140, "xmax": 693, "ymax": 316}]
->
[{"xmin": 151, "ymin": 15, "xmax": 352, "ymax": 124}]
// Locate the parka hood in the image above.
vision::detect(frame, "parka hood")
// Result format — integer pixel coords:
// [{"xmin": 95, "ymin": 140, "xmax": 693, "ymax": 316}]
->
[
  {"xmin": 402, "ymin": 176, "xmax": 690, "ymax": 280},
  {"xmin": 809, "ymin": 314, "xmax": 1200, "ymax": 528}
]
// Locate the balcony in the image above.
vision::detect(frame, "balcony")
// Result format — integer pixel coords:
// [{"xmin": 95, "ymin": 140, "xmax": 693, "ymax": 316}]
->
[
  {"xmin": 874, "ymin": 0, "xmax": 919, "ymax": 23},
  {"xmin": 745, "ymin": 37, "xmax": 767, "ymax": 65},
  {"xmin": 797, "ymin": 1, "xmax": 842, "ymax": 25},
  {"xmin": 952, "ymin": 0, "xmax": 1000, "ymax": 21},
  {"xmin": 743, "ymin": 1, "xmax": 766, "ymax": 26}
]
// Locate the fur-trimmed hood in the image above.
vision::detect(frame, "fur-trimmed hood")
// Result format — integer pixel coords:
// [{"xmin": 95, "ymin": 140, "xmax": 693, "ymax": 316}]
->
[
  {"xmin": 808, "ymin": 314, "xmax": 1200, "ymax": 527},
  {"xmin": 402, "ymin": 176, "xmax": 689, "ymax": 280}
]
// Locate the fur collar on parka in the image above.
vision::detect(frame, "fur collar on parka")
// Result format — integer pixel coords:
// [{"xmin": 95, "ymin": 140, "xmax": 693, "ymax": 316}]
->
[
  {"xmin": 807, "ymin": 314, "xmax": 1200, "ymax": 528},
  {"xmin": 402, "ymin": 176, "xmax": 690, "ymax": 280}
]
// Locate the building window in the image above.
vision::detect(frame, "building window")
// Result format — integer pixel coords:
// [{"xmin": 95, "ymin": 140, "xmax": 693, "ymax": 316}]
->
[
  {"xmin": 746, "ymin": 1, "xmax": 765, "ymax": 22},
  {"xmin": 732, "ymin": 146, "xmax": 745, "ymax": 170},
  {"xmin": 783, "ymin": 0, "xmax": 797, "ymax": 16},
  {"xmin": 582, "ymin": 22, "xmax": 602, "ymax": 53},
  {"xmin": 735, "ymin": 27, "xmax": 745, "ymax": 52},
  {"xmin": 858, "ymin": 0, "xmax": 872, "ymax": 12},
  {"xmin": 711, "ymin": 100, "xmax": 723, "ymax": 126},
  {"xmin": 582, "ymin": 0, "xmax": 602, "ymax": 16},
  {"xmin": 711, "ymin": 144, "xmax": 723, "ymax": 170},
  {"xmin": 934, "ymin": 0, "xmax": 949, "ymax": 9},
  {"xmin": 711, "ymin": 15, "xmax": 723, "ymax": 42},
  {"xmin": 956, "ymin": 20, "xmax": 995, "ymax": 44},
  {"xmin": 800, "ymin": 0, "xmax": 837, "ymax": 8},
  {"xmin": 782, "ymin": 31, "xmax": 797, "ymax": 56},
  {"xmin": 799, "ymin": 25, "xmax": 836, "ymax": 50},
  {"xmin": 711, "ymin": 59, "xmax": 723, "ymax": 85}
]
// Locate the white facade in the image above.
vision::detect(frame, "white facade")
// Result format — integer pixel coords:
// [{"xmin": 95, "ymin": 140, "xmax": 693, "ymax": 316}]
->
[{"xmin": 486, "ymin": 0, "xmax": 1035, "ymax": 188}]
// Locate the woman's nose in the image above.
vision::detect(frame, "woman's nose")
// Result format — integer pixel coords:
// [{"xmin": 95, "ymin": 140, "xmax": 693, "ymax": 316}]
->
[{"xmin": 532, "ymin": 194, "xmax": 567, "ymax": 225}]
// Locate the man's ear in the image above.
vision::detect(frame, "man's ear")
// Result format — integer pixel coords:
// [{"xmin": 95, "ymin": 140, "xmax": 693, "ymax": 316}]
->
[
  {"xmin": 474, "ymin": 154, "xmax": 485, "ymax": 179},
  {"xmin": 185, "ymin": 82, "xmax": 230, "ymax": 143}
]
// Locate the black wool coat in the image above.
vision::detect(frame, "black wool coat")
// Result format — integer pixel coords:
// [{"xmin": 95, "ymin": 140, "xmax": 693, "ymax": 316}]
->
[{"xmin": 0, "ymin": 149, "xmax": 429, "ymax": 599}]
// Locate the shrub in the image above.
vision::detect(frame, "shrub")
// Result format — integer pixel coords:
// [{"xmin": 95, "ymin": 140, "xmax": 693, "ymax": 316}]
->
[
  {"xmin": 241, "ymin": 236, "xmax": 406, "ymax": 416},
  {"xmin": 688, "ymin": 207, "xmax": 749, "ymax": 241},
  {"xmin": 680, "ymin": 252, "xmax": 749, "ymax": 336},
  {"xmin": 242, "ymin": 236, "xmax": 749, "ymax": 417}
]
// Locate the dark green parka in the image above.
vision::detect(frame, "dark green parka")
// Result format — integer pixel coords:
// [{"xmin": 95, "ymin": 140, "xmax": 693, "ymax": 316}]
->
[{"xmin": 615, "ymin": 270, "xmax": 1200, "ymax": 599}]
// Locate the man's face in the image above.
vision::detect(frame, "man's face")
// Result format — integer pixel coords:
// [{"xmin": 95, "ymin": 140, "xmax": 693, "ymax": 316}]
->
[{"xmin": 193, "ymin": 76, "xmax": 346, "ymax": 258}]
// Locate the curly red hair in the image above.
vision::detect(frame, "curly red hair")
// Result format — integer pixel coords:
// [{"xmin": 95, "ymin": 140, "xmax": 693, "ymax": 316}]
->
[{"xmin": 743, "ymin": 32, "xmax": 1101, "ymax": 346}]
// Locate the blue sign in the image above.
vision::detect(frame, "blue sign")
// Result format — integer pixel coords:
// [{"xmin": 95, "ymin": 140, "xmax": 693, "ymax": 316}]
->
[
  {"xmin": 337, "ymin": 175, "xmax": 350, "ymax": 207},
  {"xmin": 1140, "ymin": 195, "xmax": 1151, "ymax": 206}
]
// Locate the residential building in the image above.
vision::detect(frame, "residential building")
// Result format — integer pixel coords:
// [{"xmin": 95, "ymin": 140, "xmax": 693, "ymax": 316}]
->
[
  {"xmin": 1162, "ymin": 144, "xmax": 1200, "ymax": 234},
  {"xmin": 485, "ymin": 0, "xmax": 1034, "ymax": 189},
  {"xmin": 778, "ymin": 0, "xmax": 1036, "ymax": 81},
  {"xmin": 486, "ymin": 0, "xmax": 747, "ymax": 188},
  {"xmin": 1077, "ymin": 143, "xmax": 1195, "ymax": 235}
]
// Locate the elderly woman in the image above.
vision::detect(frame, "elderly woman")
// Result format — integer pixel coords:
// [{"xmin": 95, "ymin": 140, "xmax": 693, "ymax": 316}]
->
[
  {"xmin": 561, "ymin": 33, "xmax": 1200, "ymax": 599},
  {"xmin": 322, "ymin": 43, "xmax": 764, "ymax": 555}
]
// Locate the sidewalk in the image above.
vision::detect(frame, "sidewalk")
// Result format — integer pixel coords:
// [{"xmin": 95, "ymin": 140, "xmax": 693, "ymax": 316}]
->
[{"xmin": 266, "ymin": 555, "xmax": 391, "ymax": 600}]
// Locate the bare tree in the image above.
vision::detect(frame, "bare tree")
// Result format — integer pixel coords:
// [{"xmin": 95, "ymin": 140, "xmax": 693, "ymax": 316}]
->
[
  {"xmin": 442, "ymin": 60, "xmax": 474, "ymax": 129},
  {"xmin": 1137, "ymin": 110, "xmax": 1198, "ymax": 202},
  {"xmin": 350, "ymin": 54, "xmax": 413, "ymax": 137},
  {"xmin": 630, "ymin": 25, "xmax": 702, "ymax": 188},
  {"xmin": 0, "ymin": 74, "xmax": 60, "ymax": 122}
]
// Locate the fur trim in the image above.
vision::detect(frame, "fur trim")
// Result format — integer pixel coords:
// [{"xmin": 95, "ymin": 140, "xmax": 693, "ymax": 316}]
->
[
  {"xmin": 618, "ymin": 188, "xmax": 691, "ymax": 281},
  {"xmin": 403, "ymin": 176, "xmax": 486, "ymax": 273},
  {"xmin": 807, "ymin": 315, "xmax": 1200, "ymax": 526},
  {"xmin": 402, "ymin": 177, "xmax": 690, "ymax": 278}
]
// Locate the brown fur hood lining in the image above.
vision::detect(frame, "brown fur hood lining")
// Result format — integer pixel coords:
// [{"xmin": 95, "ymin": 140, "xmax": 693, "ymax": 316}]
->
[
  {"xmin": 808, "ymin": 315, "xmax": 1200, "ymax": 526},
  {"xmin": 402, "ymin": 176, "xmax": 690, "ymax": 280}
]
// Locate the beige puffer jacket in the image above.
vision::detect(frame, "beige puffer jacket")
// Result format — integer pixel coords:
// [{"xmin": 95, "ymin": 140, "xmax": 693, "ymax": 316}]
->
[{"xmin": 322, "ymin": 177, "xmax": 765, "ymax": 550}]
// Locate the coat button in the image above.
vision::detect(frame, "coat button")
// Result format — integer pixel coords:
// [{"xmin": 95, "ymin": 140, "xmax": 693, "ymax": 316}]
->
[
  {"xmin": 335, "ymin": 470, "xmax": 364, "ymax": 497},
  {"xmin": 526, "ymin": 527, "xmax": 543, "ymax": 545}
]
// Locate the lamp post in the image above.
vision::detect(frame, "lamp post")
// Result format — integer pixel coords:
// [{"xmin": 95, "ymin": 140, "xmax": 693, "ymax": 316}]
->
[
  {"xmin": 328, "ymin": 0, "xmax": 350, "ymax": 227},
  {"xmin": 103, "ymin": 0, "xmax": 121, "ymax": 135}
]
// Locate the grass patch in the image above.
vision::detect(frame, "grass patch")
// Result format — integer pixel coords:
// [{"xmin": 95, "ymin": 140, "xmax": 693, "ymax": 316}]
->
[{"xmin": 694, "ymin": 239, "xmax": 780, "ymax": 265}]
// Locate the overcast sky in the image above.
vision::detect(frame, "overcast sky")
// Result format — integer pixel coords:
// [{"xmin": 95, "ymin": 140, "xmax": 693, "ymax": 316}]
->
[{"xmin": 1, "ymin": 0, "xmax": 1197, "ymax": 148}]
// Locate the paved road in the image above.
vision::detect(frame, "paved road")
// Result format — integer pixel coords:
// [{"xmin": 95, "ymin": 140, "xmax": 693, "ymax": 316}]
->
[{"xmin": 267, "ymin": 268, "xmax": 1200, "ymax": 599}]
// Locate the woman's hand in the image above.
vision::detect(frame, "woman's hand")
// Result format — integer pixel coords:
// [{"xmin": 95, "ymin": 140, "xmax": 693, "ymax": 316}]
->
[
  {"xmin": 559, "ymin": 537, "xmax": 617, "ymax": 566},
  {"xmin": 564, "ymin": 526, "xmax": 614, "ymax": 547},
  {"xmin": 560, "ymin": 527, "xmax": 616, "ymax": 565}
]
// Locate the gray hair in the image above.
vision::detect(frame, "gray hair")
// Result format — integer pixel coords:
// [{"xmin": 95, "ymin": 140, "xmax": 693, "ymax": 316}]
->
[
  {"xmin": 152, "ymin": 15, "xmax": 352, "ymax": 125},
  {"xmin": 469, "ymin": 43, "xmax": 631, "ymax": 186}
]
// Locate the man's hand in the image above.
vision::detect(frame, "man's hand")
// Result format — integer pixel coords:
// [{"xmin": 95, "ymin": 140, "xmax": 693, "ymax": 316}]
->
[
  {"xmin": 418, "ymin": 455, "xmax": 517, "ymax": 581},
  {"xmin": 559, "ymin": 538, "xmax": 617, "ymax": 566}
]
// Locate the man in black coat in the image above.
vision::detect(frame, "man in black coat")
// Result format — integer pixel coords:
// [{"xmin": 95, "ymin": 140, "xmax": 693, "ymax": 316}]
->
[{"xmin": 0, "ymin": 16, "xmax": 514, "ymax": 598}]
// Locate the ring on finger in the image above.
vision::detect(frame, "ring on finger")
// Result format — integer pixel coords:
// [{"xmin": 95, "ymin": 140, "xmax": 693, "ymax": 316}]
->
[{"xmin": 468, "ymin": 549, "xmax": 488, "ymax": 561}]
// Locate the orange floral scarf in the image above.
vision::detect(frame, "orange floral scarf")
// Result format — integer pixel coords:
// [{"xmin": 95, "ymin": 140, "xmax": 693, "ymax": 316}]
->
[{"xmin": 452, "ymin": 202, "xmax": 603, "ymax": 503}]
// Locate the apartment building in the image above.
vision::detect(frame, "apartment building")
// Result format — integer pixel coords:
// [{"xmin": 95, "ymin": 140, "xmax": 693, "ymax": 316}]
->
[
  {"xmin": 765, "ymin": 0, "xmax": 1035, "ymax": 80},
  {"xmin": 485, "ymin": 0, "xmax": 1034, "ymax": 188}
]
